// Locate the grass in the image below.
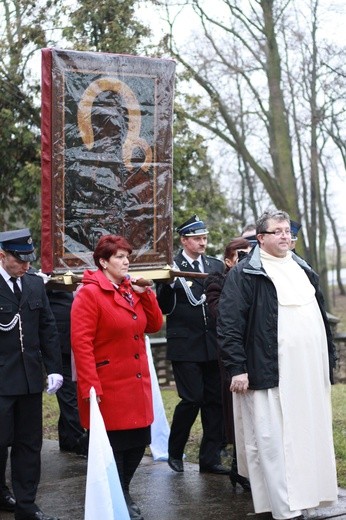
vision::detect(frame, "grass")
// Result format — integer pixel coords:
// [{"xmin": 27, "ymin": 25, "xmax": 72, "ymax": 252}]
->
[
  {"xmin": 331, "ymin": 384, "xmax": 346, "ymax": 488},
  {"xmin": 44, "ymin": 383, "xmax": 346, "ymax": 487},
  {"xmin": 160, "ymin": 385, "xmax": 346, "ymax": 488},
  {"xmin": 330, "ymin": 291, "xmax": 346, "ymax": 330}
]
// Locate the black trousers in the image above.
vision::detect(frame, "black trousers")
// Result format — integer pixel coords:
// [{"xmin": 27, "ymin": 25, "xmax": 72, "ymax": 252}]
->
[
  {"xmin": 217, "ymin": 350, "xmax": 235, "ymax": 445},
  {"xmin": 0, "ymin": 445, "xmax": 9, "ymax": 493},
  {"xmin": 0, "ymin": 393, "xmax": 42, "ymax": 518},
  {"xmin": 111, "ymin": 445, "xmax": 145, "ymax": 493},
  {"xmin": 169, "ymin": 360, "xmax": 224, "ymax": 468},
  {"xmin": 107, "ymin": 429, "xmax": 148, "ymax": 494},
  {"xmin": 56, "ymin": 354, "xmax": 85, "ymax": 451}
]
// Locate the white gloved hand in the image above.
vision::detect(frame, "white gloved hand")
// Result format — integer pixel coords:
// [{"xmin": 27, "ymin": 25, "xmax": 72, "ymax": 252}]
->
[
  {"xmin": 35, "ymin": 270, "xmax": 51, "ymax": 284},
  {"xmin": 47, "ymin": 373, "xmax": 63, "ymax": 394}
]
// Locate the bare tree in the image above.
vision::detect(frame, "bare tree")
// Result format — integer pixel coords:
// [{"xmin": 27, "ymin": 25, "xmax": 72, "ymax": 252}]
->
[
  {"xmin": 162, "ymin": 1, "xmax": 300, "ymax": 210},
  {"xmin": 156, "ymin": 0, "xmax": 346, "ymax": 306}
]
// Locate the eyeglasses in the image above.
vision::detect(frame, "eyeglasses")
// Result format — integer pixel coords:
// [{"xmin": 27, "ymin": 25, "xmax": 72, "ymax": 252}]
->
[{"xmin": 260, "ymin": 230, "xmax": 292, "ymax": 237}]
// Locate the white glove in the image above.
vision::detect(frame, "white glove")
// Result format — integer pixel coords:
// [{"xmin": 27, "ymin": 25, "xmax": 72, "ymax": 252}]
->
[
  {"xmin": 35, "ymin": 270, "xmax": 51, "ymax": 284},
  {"xmin": 47, "ymin": 373, "xmax": 63, "ymax": 394}
]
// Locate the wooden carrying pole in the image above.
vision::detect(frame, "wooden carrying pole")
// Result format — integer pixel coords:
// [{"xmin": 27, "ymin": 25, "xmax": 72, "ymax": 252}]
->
[{"xmin": 45, "ymin": 268, "xmax": 207, "ymax": 291}]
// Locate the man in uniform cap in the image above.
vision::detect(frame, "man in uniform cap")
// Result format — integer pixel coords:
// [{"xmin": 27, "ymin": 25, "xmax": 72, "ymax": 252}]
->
[
  {"xmin": 290, "ymin": 219, "xmax": 301, "ymax": 240},
  {"xmin": 156, "ymin": 215, "xmax": 229, "ymax": 474},
  {"xmin": 241, "ymin": 223, "xmax": 257, "ymax": 247},
  {"xmin": 290, "ymin": 220, "xmax": 302, "ymax": 251},
  {"xmin": 0, "ymin": 229, "xmax": 63, "ymax": 520},
  {"xmin": 0, "ymin": 228, "xmax": 37, "ymax": 262},
  {"xmin": 174, "ymin": 214, "xmax": 209, "ymax": 237}
]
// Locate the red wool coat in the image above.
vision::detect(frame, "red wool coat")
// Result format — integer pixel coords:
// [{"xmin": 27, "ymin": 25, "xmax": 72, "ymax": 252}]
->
[{"xmin": 71, "ymin": 269, "xmax": 163, "ymax": 430}]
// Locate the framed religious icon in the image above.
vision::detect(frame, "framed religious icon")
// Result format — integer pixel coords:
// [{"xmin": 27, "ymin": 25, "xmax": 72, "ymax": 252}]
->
[{"xmin": 41, "ymin": 48, "xmax": 175, "ymax": 274}]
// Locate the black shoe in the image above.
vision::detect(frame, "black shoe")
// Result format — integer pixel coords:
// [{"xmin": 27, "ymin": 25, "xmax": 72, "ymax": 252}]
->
[
  {"xmin": 168, "ymin": 456, "xmax": 184, "ymax": 472},
  {"xmin": 125, "ymin": 499, "xmax": 144, "ymax": 520},
  {"xmin": 127, "ymin": 508, "xmax": 144, "ymax": 520},
  {"xmin": 200, "ymin": 464, "xmax": 231, "ymax": 475},
  {"xmin": 0, "ymin": 488, "xmax": 16, "ymax": 511},
  {"xmin": 16, "ymin": 511, "xmax": 60, "ymax": 520},
  {"xmin": 229, "ymin": 468, "xmax": 251, "ymax": 491},
  {"xmin": 124, "ymin": 492, "xmax": 141, "ymax": 515},
  {"xmin": 75, "ymin": 432, "xmax": 89, "ymax": 458}
]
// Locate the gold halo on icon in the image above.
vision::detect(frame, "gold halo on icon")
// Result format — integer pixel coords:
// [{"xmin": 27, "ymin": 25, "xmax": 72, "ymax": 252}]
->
[{"xmin": 77, "ymin": 77, "xmax": 152, "ymax": 172}]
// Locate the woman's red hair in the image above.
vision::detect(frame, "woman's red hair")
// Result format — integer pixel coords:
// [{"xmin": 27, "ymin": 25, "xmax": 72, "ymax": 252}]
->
[
  {"xmin": 224, "ymin": 237, "xmax": 250, "ymax": 259},
  {"xmin": 93, "ymin": 235, "xmax": 132, "ymax": 269}
]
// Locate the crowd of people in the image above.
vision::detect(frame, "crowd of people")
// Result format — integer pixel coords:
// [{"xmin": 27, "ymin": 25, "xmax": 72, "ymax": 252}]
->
[{"xmin": 0, "ymin": 209, "xmax": 339, "ymax": 520}]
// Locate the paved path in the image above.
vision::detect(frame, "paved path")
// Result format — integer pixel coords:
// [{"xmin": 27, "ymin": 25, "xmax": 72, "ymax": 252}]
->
[{"xmin": 1, "ymin": 440, "xmax": 346, "ymax": 520}]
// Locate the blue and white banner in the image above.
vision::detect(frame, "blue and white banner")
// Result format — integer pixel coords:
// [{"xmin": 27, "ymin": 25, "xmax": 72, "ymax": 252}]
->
[{"xmin": 84, "ymin": 387, "xmax": 130, "ymax": 520}]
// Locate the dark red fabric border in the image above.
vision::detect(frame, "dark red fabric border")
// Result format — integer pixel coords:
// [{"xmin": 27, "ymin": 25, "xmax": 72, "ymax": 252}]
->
[{"xmin": 40, "ymin": 48, "xmax": 53, "ymax": 273}]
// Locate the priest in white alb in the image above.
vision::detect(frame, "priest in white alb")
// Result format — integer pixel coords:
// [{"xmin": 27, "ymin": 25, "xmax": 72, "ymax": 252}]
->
[{"xmin": 218, "ymin": 209, "xmax": 338, "ymax": 520}]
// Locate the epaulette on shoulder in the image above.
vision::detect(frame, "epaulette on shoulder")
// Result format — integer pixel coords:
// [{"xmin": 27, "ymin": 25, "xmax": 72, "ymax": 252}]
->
[
  {"xmin": 206, "ymin": 255, "xmax": 223, "ymax": 265},
  {"xmin": 26, "ymin": 269, "xmax": 38, "ymax": 276},
  {"xmin": 26, "ymin": 269, "xmax": 49, "ymax": 284}
]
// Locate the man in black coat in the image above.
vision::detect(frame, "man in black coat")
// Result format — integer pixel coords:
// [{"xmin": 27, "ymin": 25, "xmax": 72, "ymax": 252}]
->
[
  {"xmin": 156, "ymin": 215, "xmax": 229, "ymax": 474},
  {"xmin": 47, "ymin": 290, "xmax": 88, "ymax": 457},
  {"xmin": 0, "ymin": 229, "xmax": 63, "ymax": 520}
]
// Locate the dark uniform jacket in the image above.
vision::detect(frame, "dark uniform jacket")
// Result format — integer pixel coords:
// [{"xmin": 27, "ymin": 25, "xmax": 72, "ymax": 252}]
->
[
  {"xmin": 0, "ymin": 271, "xmax": 62, "ymax": 395},
  {"xmin": 47, "ymin": 290, "xmax": 73, "ymax": 356},
  {"xmin": 156, "ymin": 250, "xmax": 224, "ymax": 362},
  {"xmin": 217, "ymin": 245, "xmax": 337, "ymax": 389}
]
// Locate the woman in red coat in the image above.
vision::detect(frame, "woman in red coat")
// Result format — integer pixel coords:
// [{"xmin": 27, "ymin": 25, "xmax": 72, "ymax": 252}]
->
[{"xmin": 71, "ymin": 235, "xmax": 163, "ymax": 520}]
